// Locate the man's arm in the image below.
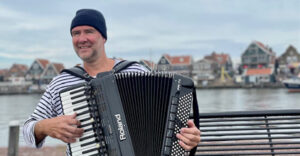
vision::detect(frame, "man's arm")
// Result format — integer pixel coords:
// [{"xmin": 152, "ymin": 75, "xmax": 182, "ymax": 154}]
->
[
  {"xmin": 177, "ymin": 120, "xmax": 201, "ymax": 150},
  {"xmin": 34, "ymin": 113, "xmax": 84, "ymax": 144}
]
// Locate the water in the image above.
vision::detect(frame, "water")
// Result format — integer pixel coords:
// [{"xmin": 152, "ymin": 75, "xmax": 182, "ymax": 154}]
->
[
  {"xmin": 196, "ymin": 88, "xmax": 300, "ymax": 113},
  {"xmin": 0, "ymin": 88, "xmax": 299, "ymax": 147}
]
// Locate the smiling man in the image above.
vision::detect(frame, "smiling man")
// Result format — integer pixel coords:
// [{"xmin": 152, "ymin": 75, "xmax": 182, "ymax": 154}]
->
[{"xmin": 23, "ymin": 9, "xmax": 200, "ymax": 155}]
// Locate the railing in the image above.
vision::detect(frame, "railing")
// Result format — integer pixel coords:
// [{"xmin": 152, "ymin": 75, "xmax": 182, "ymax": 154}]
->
[{"xmin": 196, "ymin": 109, "xmax": 300, "ymax": 155}]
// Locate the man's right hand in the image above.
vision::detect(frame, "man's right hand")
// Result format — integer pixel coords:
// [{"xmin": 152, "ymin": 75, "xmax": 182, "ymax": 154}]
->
[{"xmin": 34, "ymin": 113, "xmax": 84, "ymax": 144}]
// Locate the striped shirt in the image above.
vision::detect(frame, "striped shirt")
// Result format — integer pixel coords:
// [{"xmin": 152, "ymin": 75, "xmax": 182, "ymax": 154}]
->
[{"xmin": 22, "ymin": 61, "xmax": 148, "ymax": 155}]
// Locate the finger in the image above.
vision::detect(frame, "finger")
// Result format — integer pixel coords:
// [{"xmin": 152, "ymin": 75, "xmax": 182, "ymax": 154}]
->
[
  {"xmin": 187, "ymin": 120, "xmax": 195, "ymax": 128},
  {"xmin": 176, "ymin": 133, "xmax": 198, "ymax": 147},
  {"xmin": 61, "ymin": 136, "xmax": 76, "ymax": 143},
  {"xmin": 68, "ymin": 118, "xmax": 81, "ymax": 126},
  {"xmin": 181, "ymin": 127, "xmax": 200, "ymax": 135},
  {"xmin": 178, "ymin": 138, "xmax": 194, "ymax": 150},
  {"xmin": 64, "ymin": 126, "xmax": 84, "ymax": 137},
  {"xmin": 67, "ymin": 113, "xmax": 77, "ymax": 119}
]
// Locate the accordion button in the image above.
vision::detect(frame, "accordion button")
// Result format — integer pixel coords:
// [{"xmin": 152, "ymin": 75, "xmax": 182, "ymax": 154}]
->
[
  {"xmin": 163, "ymin": 147, "xmax": 171, "ymax": 155},
  {"xmin": 166, "ymin": 138, "xmax": 172, "ymax": 146},
  {"xmin": 168, "ymin": 121, "xmax": 175, "ymax": 129},
  {"xmin": 171, "ymin": 97, "xmax": 179, "ymax": 105},
  {"xmin": 169, "ymin": 113, "xmax": 176, "ymax": 121},
  {"xmin": 167, "ymin": 130, "xmax": 173, "ymax": 137},
  {"xmin": 170, "ymin": 105, "xmax": 178, "ymax": 113}
]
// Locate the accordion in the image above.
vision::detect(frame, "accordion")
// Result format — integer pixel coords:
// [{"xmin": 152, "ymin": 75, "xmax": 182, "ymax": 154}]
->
[{"xmin": 59, "ymin": 71, "xmax": 199, "ymax": 156}]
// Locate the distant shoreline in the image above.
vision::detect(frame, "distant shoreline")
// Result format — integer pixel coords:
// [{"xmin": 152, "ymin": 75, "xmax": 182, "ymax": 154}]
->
[
  {"xmin": 0, "ymin": 84, "xmax": 287, "ymax": 95},
  {"xmin": 0, "ymin": 145, "xmax": 67, "ymax": 156}
]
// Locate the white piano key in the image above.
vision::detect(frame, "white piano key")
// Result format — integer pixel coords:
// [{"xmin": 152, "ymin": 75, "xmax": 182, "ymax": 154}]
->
[
  {"xmin": 77, "ymin": 114, "xmax": 91, "ymax": 121},
  {"xmin": 82, "ymin": 150, "xmax": 99, "ymax": 156},
  {"xmin": 80, "ymin": 118, "xmax": 94, "ymax": 126},
  {"xmin": 71, "ymin": 142, "xmax": 99, "ymax": 153},
  {"xmin": 61, "ymin": 95, "xmax": 87, "ymax": 106},
  {"xmin": 61, "ymin": 91, "xmax": 85, "ymax": 101},
  {"xmin": 60, "ymin": 86, "xmax": 85, "ymax": 97},
  {"xmin": 70, "ymin": 137, "xmax": 96, "ymax": 148},
  {"xmin": 63, "ymin": 101, "xmax": 89, "ymax": 111},
  {"xmin": 64, "ymin": 107, "xmax": 89, "ymax": 116},
  {"xmin": 64, "ymin": 102, "xmax": 89, "ymax": 114}
]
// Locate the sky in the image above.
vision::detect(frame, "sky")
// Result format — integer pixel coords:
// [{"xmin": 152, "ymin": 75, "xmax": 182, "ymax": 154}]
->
[{"xmin": 0, "ymin": 0, "xmax": 299, "ymax": 69}]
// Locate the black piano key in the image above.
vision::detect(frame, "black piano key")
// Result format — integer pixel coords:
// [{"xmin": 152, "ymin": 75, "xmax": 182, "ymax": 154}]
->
[
  {"xmin": 81, "ymin": 139, "xmax": 98, "ymax": 147},
  {"xmin": 80, "ymin": 134, "xmax": 96, "ymax": 142},
  {"xmin": 69, "ymin": 87, "xmax": 86, "ymax": 95},
  {"xmin": 74, "ymin": 104, "xmax": 89, "ymax": 112},
  {"xmin": 77, "ymin": 110, "xmax": 90, "ymax": 117},
  {"xmin": 78, "ymin": 121, "xmax": 93, "ymax": 129},
  {"xmin": 71, "ymin": 93, "xmax": 86, "ymax": 100},
  {"xmin": 84, "ymin": 127, "xmax": 94, "ymax": 133},
  {"xmin": 82, "ymin": 147, "xmax": 99, "ymax": 154},
  {"xmin": 72, "ymin": 98, "xmax": 88, "ymax": 105},
  {"xmin": 80, "ymin": 117, "xmax": 92, "ymax": 123}
]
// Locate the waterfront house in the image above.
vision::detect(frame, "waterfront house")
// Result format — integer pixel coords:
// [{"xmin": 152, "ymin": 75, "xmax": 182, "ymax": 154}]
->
[
  {"xmin": 26, "ymin": 58, "xmax": 50, "ymax": 84},
  {"xmin": 41, "ymin": 63, "xmax": 65, "ymax": 84},
  {"xmin": 243, "ymin": 68, "xmax": 275, "ymax": 85},
  {"xmin": 204, "ymin": 52, "xmax": 234, "ymax": 80},
  {"xmin": 139, "ymin": 59, "xmax": 156, "ymax": 71},
  {"xmin": 7, "ymin": 64, "xmax": 28, "ymax": 84},
  {"xmin": 157, "ymin": 54, "xmax": 192, "ymax": 77},
  {"xmin": 241, "ymin": 41, "xmax": 276, "ymax": 70},
  {"xmin": 0, "ymin": 69, "xmax": 8, "ymax": 81},
  {"xmin": 192, "ymin": 59, "xmax": 218, "ymax": 86},
  {"xmin": 277, "ymin": 45, "xmax": 300, "ymax": 77}
]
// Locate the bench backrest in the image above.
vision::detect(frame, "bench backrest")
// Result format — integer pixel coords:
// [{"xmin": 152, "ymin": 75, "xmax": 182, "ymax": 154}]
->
[{"xmin": 196, "ymin": 109, "xmax": 300, "ymax": 156}]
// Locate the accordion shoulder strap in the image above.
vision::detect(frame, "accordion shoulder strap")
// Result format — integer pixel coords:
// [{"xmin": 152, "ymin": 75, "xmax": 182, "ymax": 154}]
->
[
  {"xmin": 113, "ymin": 60, "xmax": 138, "ymax": 73},
  {"xmin": 60, "ymin": 60, "xmax": 138, "ymax": 81},
  {"xmin": 189, "ymin": 88, "xmax": 200, "ymax": 156},
  {"xmin": 60, "ymin": 66, "xmax": 93, "ymax": 81}
]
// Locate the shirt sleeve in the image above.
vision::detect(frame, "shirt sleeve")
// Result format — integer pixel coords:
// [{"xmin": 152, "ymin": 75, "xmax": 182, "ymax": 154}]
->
[{"xmin": 22, "ymin": 88, "xmax": 56, "ymax": 148}]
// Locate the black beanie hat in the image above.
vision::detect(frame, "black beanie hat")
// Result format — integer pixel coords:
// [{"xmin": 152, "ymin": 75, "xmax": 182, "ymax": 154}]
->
[{"xmin": 70, "ymin": 9, "xmax": 107, "ymax": 40}]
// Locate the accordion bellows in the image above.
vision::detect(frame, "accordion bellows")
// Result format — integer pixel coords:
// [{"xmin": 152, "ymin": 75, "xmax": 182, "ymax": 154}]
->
[{"xmin": 60, "ymin": 72, "xmax": 197, "ymax": 156}]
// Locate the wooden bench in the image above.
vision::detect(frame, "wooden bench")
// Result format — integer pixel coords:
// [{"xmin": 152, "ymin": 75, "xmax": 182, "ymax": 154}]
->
[{"xmin": 196, "ymin": 109, "xmax": 300, "ymax": 155}]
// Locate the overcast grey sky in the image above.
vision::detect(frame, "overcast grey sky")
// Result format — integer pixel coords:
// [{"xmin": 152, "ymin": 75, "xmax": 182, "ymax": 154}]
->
[{"xmin": 0, "ymin": 0, "xmax": 299, "ymax": 68}]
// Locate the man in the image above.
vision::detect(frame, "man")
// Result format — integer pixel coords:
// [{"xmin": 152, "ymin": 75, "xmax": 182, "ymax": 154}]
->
[{"xmin": 23, "ymin": 9, "xmax": 200, "ymax": 155}]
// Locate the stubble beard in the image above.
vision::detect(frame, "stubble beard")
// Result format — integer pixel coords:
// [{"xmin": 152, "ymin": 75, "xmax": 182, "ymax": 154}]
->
[{"xmin": 77, "ymin": 49, "xmax": 99, "ymax": 63}]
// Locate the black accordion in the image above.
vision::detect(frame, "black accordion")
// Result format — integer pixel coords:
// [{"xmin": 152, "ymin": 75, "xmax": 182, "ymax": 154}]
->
[{"xmin": 59, "ymin": 71, "xmax": 199, "ymax": 156}]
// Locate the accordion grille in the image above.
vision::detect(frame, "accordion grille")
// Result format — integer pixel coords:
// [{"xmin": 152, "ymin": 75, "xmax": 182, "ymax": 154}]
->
[{"xmin": 116, "ymin": 72, "xmax": 173, "ymax": 156}]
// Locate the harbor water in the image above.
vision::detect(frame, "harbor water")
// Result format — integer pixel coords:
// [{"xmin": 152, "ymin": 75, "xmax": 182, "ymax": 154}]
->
[{"xmin": 0, "ymin": 88, "xmax": 299, "ymax": 147}]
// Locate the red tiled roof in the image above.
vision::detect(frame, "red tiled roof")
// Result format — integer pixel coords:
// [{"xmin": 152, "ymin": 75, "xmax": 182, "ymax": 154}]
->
[
  {"xmin": 0, "ymin": 69, "xmax": 8, "ymax": 75},
  {"xmin": 9, "ymin": 64, "xmax": 28, "ymax": 72},
  {"xmin": 205, "ymin": 52, "xmax": 230, "ymax": 65},
  {"xmin": 254, "ymin": 41, "xmax": 274, "ymax": 55},
  {"xmin": 163, "ymin": 54, "xmax": 191, "ymax": 65},
  {"xmin": 246, "ymin": 68, "xmax": 273, "ymax": 76},
  {"xmin": 36, "ymin": 58, "xmax": 50, "ymax": 69},
  {"xmin": 52, "ymin": 63, "xmax": 65, "ymax": 73},
  {"xmin": 141, "ymin": 59, "xmax": 156, "ymax": 68}
]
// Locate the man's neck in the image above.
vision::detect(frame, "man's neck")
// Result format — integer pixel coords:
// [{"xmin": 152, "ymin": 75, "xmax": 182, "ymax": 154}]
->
[{"xmin": 83, "ymin": 58, "xmax": 115, "ymax": 77}]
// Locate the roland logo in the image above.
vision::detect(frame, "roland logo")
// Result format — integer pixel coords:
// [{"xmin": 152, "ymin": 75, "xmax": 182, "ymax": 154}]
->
[
  {"xmin": 115, "ymin": 114, "xmax": 126, "ymax": 141},
  {"xmin": 177, "ymin": 79, "xmax": 181, "ymax": 91}
]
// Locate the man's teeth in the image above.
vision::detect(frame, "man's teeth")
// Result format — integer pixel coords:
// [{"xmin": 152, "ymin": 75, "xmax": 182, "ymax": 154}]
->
[{"xmin": 80, "ymin": 46, "xmax": 89, "ymax": 49}]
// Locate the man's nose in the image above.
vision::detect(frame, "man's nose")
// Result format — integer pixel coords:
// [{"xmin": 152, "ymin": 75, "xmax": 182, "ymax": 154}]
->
[{"xmin": 77, "ymin": 34, "xmax": 88, "ymax": 43}]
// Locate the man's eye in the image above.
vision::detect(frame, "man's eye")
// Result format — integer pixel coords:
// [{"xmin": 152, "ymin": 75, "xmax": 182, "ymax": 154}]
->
[
  {"xmin": 72, "ymin": 32, "xmax": 80, "ymax": 36},
  {"xmin": 86, "ymin": 30, "xmax": 93, "ymax": 33}
]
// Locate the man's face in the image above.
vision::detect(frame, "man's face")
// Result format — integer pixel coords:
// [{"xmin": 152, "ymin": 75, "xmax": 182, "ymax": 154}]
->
[{"xmin": 71, "ymin": 25, "xmax": 106, "ymax": 63}]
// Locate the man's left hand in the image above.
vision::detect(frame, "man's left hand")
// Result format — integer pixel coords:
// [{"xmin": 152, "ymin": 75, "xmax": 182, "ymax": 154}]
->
[{"xmin": 176, "ymin": 120, "xmax": 201, "ymax": 150}]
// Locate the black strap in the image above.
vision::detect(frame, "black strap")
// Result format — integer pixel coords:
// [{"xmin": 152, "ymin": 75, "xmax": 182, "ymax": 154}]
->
[
  {"xmin": 113, "ymin": 60, "xmax": 138, "ymax": 73},
  {"xmin": 60, "ymin": 66, "xmax": 93, "ymax": 81},
  {"xmin": 61, "ymin": 60, "xmax": 138, "ymax": 81},
  {"xmin": 189, "ymin": 88, "xmax": 200, "ymax": 156}
]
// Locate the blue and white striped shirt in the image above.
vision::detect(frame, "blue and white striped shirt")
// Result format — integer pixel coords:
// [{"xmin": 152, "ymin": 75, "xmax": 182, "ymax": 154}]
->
[{"xmin": 23, "ymin": 61, "xmax": 148, "ymax": 155}]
